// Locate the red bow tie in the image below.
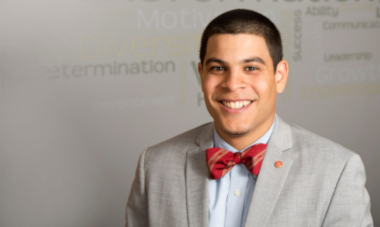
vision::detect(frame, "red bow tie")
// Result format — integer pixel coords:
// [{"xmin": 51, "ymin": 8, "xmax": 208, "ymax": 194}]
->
[{"xmin": 206, "ymin": 144, "xmax": 267, "ymax": 180}]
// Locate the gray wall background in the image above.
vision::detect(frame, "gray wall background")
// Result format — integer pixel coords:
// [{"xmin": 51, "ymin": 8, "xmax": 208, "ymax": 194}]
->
[{"xmin": 1, "ymin": 0, "xmax": 379, "ymax": 226}]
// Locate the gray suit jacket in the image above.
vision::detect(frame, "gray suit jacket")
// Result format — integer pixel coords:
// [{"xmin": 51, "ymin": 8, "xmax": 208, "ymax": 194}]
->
[{"xmin": 126, "ymin": 115, "xmax": 373, "ymax": 227}]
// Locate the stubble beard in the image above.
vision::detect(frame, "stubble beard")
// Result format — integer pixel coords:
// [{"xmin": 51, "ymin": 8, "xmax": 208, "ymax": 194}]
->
[{"xmin": 221, "ymin": 127, "xmax": 250, "ymax": 136}]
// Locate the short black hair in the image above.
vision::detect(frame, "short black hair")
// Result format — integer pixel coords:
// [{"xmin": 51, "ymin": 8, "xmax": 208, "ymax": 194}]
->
[{"xmin": 200, "ymin": 9, "xmax": 283, "ymax": 72}]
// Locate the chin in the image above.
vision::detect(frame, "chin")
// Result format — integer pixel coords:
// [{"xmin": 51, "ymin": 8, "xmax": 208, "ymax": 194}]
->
[{"xmin": 220, "ymin": 125, "xmax": 250, "ymax": 136}]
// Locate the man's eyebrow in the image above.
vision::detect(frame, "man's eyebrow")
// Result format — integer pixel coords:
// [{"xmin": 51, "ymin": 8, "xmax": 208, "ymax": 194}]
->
[
  {"xmin": 242, "ymin": 57, "xmax": 266, "ymax": 65},
  {"xmin": 205, "ymin": 57, "xmax": 226, "ymax": 66}
]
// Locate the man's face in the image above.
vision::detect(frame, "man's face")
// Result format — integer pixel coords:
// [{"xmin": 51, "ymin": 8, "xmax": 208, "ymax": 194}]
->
[{"xmin": 198, "ymin": 34, "xmax": 288, "ymax": 148}]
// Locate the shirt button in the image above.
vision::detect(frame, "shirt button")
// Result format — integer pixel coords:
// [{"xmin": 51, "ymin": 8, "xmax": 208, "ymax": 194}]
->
[{"xmin": 234, "ymin": 190, "xmax": 241, "ymax": 196}]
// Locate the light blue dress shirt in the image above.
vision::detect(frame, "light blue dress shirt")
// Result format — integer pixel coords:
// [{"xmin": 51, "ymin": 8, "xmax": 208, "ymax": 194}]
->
[{"xmin": 208, "ymin": 119, "xmax": 275, "ymax": 227}]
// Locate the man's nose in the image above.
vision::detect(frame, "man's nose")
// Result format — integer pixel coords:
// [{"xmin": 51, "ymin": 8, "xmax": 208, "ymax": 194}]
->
[{"xmin": 221, "ymin": 68, "xmax": 246, "ymax": 91}]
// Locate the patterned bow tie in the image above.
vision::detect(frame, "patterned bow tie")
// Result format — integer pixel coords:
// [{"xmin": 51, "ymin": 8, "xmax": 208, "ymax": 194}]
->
[{"xmin": 206, "ymin": 144, "xmax": 267, "ymax": 180}]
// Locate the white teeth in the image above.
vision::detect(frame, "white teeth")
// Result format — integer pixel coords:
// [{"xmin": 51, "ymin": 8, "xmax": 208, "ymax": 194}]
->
[{"xmin": 222, "ymin": 100, "xmax": 251, "ymax": 109}]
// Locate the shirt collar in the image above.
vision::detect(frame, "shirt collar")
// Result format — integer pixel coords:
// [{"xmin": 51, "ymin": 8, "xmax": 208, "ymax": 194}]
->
[{"xmin": 213, "ymin": 118, "xmax": 276, "ymax": 153}]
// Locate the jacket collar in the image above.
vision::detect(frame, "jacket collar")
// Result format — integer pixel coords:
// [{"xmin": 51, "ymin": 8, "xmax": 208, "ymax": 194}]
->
[
  {"xmin": 186, "ymin": 115, "xmax": 293, "ymax": 227},
  {"xmin": 186, "ymin": 122, "xmax": 213, "ymax": 227},
  {"xmin": 244, "ymin": 114, "xmax": 293, "ymax": 227}
]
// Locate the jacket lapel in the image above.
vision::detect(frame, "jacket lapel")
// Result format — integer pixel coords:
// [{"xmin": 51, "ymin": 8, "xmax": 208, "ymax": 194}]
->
[
  {"xmin": 244, "ymin": 115, "xmax": 294, "ymax": 227},
  {"xmin": 186, "ymin": 123, "xmax": 214, "ymax": 227}
]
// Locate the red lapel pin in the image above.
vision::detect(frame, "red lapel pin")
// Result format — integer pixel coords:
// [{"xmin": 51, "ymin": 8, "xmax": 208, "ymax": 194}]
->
[{"xmin": 275, "ymin": 161, "xmax": 283, "ymax": 168}]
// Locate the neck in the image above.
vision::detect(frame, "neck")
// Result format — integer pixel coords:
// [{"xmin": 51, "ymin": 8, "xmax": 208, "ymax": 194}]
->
[{"xmin": 215, "ymin": 115, "xmax": 275, "ymax": 150}]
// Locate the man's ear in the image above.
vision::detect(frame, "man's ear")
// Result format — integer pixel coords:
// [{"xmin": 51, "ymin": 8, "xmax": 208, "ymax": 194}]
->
[
  {"xmin": 275, "ymin": 60, "xmax": 289, "ymax": 93},
  {"xmin": 198, "ymin": 62, "xmax": 203, "ymax": 77},
  {"xmin": 198, "ymin": 62, "xmax": 204, "ymax": 92}
]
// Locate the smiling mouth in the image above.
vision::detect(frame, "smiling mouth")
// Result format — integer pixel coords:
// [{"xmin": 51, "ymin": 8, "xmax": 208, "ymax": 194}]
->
[{"xmin": 220, "ymin": 100, "xmax": 252, "ymax": 109}]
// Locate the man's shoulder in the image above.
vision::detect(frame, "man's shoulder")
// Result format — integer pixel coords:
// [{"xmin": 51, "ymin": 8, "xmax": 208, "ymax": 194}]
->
[
  {"xmin": 287, "ymin": 123, "xmax": 357, "ymax": 162},
  {"xmin": 140, "ymin": 122, "xmax": 212, "ymax": 170},
  {"xmin": 145, "ymin": 122, "xmax": 212, "ymax": 154}
]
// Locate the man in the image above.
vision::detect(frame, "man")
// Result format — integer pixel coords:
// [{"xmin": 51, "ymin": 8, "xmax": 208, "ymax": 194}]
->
[{"xmin": 125, "ymin": 9, "xmax": 373, "ymax": 227}]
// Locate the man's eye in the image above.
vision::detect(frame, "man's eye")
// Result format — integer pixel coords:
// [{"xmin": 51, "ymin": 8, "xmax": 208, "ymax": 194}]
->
[
  {"xmin": 245, "ymin": 66, "xmax": 258, "ymax": 71},
  {"xmin": 211, "ymin": 66, "xmax": 225, "ymax": 71}
]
